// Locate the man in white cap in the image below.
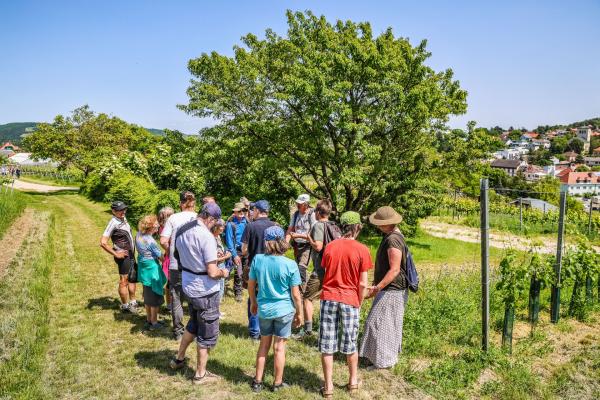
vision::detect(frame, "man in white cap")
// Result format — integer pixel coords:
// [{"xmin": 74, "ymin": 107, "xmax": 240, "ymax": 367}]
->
[{"xmin": 285, "ymin": 194, "xmax": 316, "ymax": 293}]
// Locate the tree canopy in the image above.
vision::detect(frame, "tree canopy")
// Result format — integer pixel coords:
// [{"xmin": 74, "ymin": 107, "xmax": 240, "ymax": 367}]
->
[{"xmin": 180, "ymin": 10, "xmax": 467, "ymax": 213}]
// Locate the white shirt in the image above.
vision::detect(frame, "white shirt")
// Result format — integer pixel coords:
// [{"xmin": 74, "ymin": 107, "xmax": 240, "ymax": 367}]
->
[
  {"xmin": 175, "ymin": 219, "xmax": 219, "ymax": 298},
  {"xmin": 161, "ymin": 211, "xmax": 197, "ymax": 270},
  {"xmin": 102, "ymin": 216, "xmax": 133, "ymax": 250}
]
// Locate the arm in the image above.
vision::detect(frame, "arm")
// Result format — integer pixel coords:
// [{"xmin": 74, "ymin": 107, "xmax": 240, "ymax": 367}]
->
[
  {"xmin": 367, "ymin": 247, "xmax": 402, "ymax": 298},
  {"xmin": 100, "ymin": 236, "xmax": 127, "ymax": 259},
  {"xmin": 358, "ymin": 271, "xmax": 369, "ymax": 305},
  {"xmin": 248, "ymin": 279, "xmax": 258, "ymax": 315},
  {"xmin": 224, "ymin": 223, "xmax": 237, "ymax": 257},
  {"xmin": 216, "ymin": 251, "xmax": 232, "ymax": 263},
  {"xmin": 241, "ymin": 243, "xmax": 248, "ymax": 256},
  {"xmin": 205, "ymin": 260, "xmax": 228, "ymax": 279},
  {"xmin": 291, "ymin": 285, "xmax": 304, "ymax": 328},
  {"xmin": 159, "ymin": 236, "xmax": 170, "ymax": 252},
  {"xmin": 285, "ymin": 226, "xmax": 295, "ymax": 243}
]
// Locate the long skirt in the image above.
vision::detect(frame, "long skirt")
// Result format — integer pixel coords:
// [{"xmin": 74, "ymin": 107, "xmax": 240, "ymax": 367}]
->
[{"xmin": 359, "ymin": 289, "xmax": 408, "ymax": 368}]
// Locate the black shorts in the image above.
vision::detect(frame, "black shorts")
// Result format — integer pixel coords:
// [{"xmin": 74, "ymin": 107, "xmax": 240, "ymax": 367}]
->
[
  {"xmin": 115, "ymin": 256, "xmax": 133, "ymax": 275},
  {"xmin": 186, "ymin": 291, "xmax": 221, "ymax": 348}
]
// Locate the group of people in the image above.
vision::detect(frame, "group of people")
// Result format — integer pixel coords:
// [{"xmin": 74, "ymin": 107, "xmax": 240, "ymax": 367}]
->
[
  {"xmin": 0, "ymin": 165, "xmax": 21, "ymax": 178},
  {"xmin": 100, "ymin": 191, "xmax": 410, "ymax": 397}
]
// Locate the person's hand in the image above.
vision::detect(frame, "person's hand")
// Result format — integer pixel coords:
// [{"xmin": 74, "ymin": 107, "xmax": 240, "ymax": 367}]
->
[
  {"xmin": 365, "ymin": 285, "xmax": 381, "ymax": 299},
  {"xmin": 114, "ymin": 250, "xmax": 128, "ymax": 259},
  {"xmin": 234, "ymin": 256, "xmax": 241, "ymax": 266},
  {"xmin": 250, "ymin": 301, "xmax": 258, "ymax": 316},
  {"xmin": 293, "ymin": 313, "xmax": 303, "ymax": 329}
]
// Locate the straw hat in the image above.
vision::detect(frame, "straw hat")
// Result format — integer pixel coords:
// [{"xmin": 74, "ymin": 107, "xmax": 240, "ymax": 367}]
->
[{"xmin": 369, "ymin": 206, "xmax": 403, "ymax": 226}]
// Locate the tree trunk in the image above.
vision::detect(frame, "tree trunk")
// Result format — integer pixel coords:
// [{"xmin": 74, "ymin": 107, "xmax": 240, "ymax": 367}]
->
[{"xmin": 502, "ymin": 304, "xmax": 515, "ymax": 354}]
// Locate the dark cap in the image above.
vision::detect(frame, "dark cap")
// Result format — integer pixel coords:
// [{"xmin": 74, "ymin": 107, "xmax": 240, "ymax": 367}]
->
[
  {"xmin": 179, "ymin": 190, "xmax": 196, "ymax": 203},
  {"xmin": 254, "ymin": 200, "xmax": 270, "ymax": 213},
  {"xmin": 111, "ymin": 201, "xmax": 127, "ymax": 211},
  {"xmin": 201, "ymin": 202, "xmax": 222, "ymax": 219}
]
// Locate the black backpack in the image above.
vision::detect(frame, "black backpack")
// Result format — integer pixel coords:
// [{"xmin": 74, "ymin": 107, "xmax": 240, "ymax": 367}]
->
[{"xmin": 321, "ymin": 221, "xmax": 342, "ymax": 254}]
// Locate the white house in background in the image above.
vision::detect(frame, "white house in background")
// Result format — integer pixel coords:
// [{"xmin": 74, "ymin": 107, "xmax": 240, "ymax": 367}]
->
[
  {"xmin": 584, "ymin": 157, "xmax": 600, "ymax": 167},
  {"xmin": 559, "ymin": 170, "xmax": 600, "ymax": 195},
  {"xmin": 8, "ymin": 152, "xmax": 57, "ymax": 167},
  {"xmin": 524, "ymin": 165, "xmax": 547, "ymax": 182},
  {"xmin": 577, "ymin": 125, "xmax": 592, "ymax": 153},
  {"xmin": 491, "ymin": 159, "xmax": 526, "ymax": 177},
  {"xmin": 495, "ymin": 148, "xmax": 521, "ymax": 160}
]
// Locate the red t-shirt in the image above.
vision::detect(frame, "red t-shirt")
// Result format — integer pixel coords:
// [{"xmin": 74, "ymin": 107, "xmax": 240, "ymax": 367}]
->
[{"xmin": 320, "ymin": 238, "xmax": 373, "ymax": 308}]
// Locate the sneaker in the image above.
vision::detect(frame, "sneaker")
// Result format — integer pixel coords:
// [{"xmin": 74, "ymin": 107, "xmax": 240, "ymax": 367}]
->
[
  {"xmin": 292, "ymin": 328, "xmax": 308, "ymax": 340},
  {"xmin": 148, "ymin": 322, "xmax": 162, "ymax": 331},
  {"xmin": 235, "ymin": 294, "xmax": 243, "ymax": 303},
  {"xmin": 250, "ymin": 379, "xmax": 263, "ymax": 393},
  {"xmin": 169, "ymin": 357, "xmax": 186, "ymax": 370},
  {"xmin": 272, "ymin": 382, "xmax": 290, "ymax": 392},
  {"xmin": 192, "ymin": 371, "xmax": 220, "ymax": 385},
  {"xmin": 120, "ymin": 303, "xmax": 130, "ymax": 313},
  {"xmin": 128, "ymin": 301, "xmax": 138, "ymax": 314}
]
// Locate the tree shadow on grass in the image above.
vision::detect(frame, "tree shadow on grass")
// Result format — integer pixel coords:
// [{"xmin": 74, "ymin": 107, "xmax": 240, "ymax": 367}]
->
[
  {"xmin": 262, "ymin": 354, "xmax": 322, "ymax": 393},
  {"xmin": 134, "ymin": 349, "xmax": 195, "ymax": 377}
]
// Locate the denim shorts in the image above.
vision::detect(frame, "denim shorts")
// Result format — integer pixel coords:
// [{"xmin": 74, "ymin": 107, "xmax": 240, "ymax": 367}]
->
[{"xmin": 258, "ymin": 312, "xmax": 294, "ymax": 338}]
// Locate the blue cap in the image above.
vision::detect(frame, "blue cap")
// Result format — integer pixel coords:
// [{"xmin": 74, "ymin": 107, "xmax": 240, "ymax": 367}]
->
[
  {"xmin": 264, "ymin": 225, "xmax": 285, "ymax": 241},
  {"xmin": 254, "ymin": 200, "xmax": 270, "ymax": 212},
  {"xmin": 201, "ymin": 202, "xmax": 222, "ymax": 219}
]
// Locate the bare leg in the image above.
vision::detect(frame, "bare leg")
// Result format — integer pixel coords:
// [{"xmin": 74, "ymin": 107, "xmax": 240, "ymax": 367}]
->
[
  {"xmin": 254, "ymin": 335, "xmax": 273, "ymax": 382},
  {"xmin": 196, "ymin": 346, "xmax": 210, "ymax": 377},
  {"xmin": 346, "ymin": 352, "xmax": 359, "ymax": 386},
  {"xmin": 145, "ymin": 305, "xmax": 151, "ymax": 322},
  {"xmin": 273, "ymin": 337, "xmax": 287, "ymax": 385},
  {"xmin": 176, "ymin": 330, "xmax": 195, "ymax": 360},
  {"xmin": 128, "ymin": 281, "xmax": 137, "ymax": 301},
  {"xmin": 150, "ymin": 306, "xmax": 158, "ymax": 324},
  {"xmin": 118, "ymin": 275, "xmax": 129, "ymax": 304},
  {"xmin": 321, "ymin": 353, "xmax": 334, "ymax": 392},
  {"xmin": 304, "ymin": 299, "xmax": 313, "ymax": 327}
]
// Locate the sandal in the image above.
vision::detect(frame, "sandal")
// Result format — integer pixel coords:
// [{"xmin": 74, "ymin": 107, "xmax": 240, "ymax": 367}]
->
[
  {"xmin": 320, "ymin": 387, "xmax": 333, "ymax": 398},
  {"xmin": 347, "ymin": 380, "xmax": 361, "ymax": 394}
]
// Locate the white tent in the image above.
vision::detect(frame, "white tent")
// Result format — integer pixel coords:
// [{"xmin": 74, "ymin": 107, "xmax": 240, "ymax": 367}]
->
[{"xmin": 8, "ymin": 153, "xmax": 58, "ymax": 167}]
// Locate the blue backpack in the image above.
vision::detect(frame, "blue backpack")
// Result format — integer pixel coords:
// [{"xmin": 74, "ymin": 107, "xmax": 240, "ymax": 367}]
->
[{"xmin": 397, "ymin": 233, "xmax": 419, "ymax": 293}]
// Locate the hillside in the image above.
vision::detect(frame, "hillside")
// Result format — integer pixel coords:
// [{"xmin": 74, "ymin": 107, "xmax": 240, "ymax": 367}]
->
[
  {"xmin": 0, "ymin": 122, "xmax": 166, "ymax": 144},
  {"xmin": 0, "ymin": 122, "xmax": 37, "ymax": 144}
]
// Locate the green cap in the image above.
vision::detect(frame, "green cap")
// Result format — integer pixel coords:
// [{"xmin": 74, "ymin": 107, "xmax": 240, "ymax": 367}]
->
[{"xmin": 340, "ymin": 211, "xmax": 361, "ymax": 225}]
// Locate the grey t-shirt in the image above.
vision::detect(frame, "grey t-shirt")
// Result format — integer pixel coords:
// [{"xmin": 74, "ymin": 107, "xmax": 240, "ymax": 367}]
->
[
  {"xmin": 289, "ymin": 208, "xmax": 317, "ymax": 244},
  {"xmin": 310, "ymin": 221, "xmax": 325, "ymax": 277}
]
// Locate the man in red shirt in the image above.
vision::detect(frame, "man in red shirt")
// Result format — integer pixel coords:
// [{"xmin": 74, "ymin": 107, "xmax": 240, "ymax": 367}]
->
[{"xmin": 318, "ymin": 211, "xmax": 372, "ymax": 398}]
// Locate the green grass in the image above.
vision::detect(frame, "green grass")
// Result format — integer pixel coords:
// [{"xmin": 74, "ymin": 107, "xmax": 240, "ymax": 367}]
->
[
  {"xmin": 0, "ymin": 190, "xmax": 26, "ymax": 239},
  {"xmin": 1, "ymin": 193, "xmax": 599, "ymax": 399},
  {"xmin": 19, "ymin": 175, "xmax": 81, "ymax": 187}
]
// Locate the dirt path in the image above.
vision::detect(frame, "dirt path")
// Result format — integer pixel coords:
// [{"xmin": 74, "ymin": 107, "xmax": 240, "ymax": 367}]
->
[
  {"xmin": 5, "ymin": 179, "xmax": 79, "ymax": 193},
  {"xmin": 0, "ymin": 208, "xmax": 35, "ymax": 277},
  {"xmin": 421, "ymin": 220, "xmax": 557, "ymax": 254}
]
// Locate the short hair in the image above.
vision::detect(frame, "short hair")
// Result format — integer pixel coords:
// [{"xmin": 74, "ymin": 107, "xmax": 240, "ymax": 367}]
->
[
  {"xmin": 265, "ymin": 239, "xmax": 291, "ymax": 256},
  {"xmin": 203, "ymin": 196, "xmax": 215, "ymax": 204},
  {"xmin": 157, "ymin": 207, "xmax": 174, "ymax": 227},
  {"xmin": 315, "ymin": 199, "xmax": 332, "ymax": 217},
  {"xmin": 341, "ymin": 223, "xmax": 362, "ymax": 239},
  {"xmin": 138, "ymin": 215, "xmax": 158, "ymax": 235}
]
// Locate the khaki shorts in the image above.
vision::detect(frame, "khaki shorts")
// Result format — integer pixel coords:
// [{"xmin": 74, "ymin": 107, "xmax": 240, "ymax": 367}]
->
[{"xmin": 303, "ymin": 272, "xmax": 323, "ymax": 301}]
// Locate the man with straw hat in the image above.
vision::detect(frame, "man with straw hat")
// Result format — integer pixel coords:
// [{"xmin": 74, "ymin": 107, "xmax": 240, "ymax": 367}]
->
[{"xmin": 359, "ymin": 206, "xmax": 409, "ymax": 370}]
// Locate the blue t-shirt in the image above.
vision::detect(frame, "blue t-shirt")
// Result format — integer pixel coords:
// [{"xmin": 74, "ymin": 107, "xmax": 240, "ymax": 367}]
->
[{"xmin": 249, "ymin": 254, "xmax": 301, "ymax": 319}]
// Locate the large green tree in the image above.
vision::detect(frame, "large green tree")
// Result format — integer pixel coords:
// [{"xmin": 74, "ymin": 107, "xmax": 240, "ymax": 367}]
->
[
  {"xmin": 180, "ymin": 11, "xmax": 467, "ymax": 213},
  {"xmin": 23, "ymin": 105, "xmax": 152, "ymax": 177}
]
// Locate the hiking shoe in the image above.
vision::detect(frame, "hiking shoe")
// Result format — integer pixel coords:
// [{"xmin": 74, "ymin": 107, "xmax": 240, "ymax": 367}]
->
[
  {"xmin": 143, "ymin": 321, "xmax": 152, "ymax": 330},
  {"xmin": 292, "ymin": 329, "xmax": 312, "ymax": 340},
  {"xmin": 192, "ymin": 371, "xmax": 220, "ymax": 385},
  {"xmin": 148, "ymin": 322, "xmax": 162, "ymax": 331},
  {"xmin": 235, "ymin": 294, "xmax": 243, "ymax": 303},
  {"xmin": 120, "ymin": 303, "xmax": 130, "ymax": 313},
  {"xmin": 272, "ymin": 382, "xmax": 290, "ymax": 392},
  {"xmin": 170, "ymin": 357, "xmax": 187, "ymax": 370},
  {"xmin": 250, "ymin": 379, "xmax": 263, "ymax": 393}
]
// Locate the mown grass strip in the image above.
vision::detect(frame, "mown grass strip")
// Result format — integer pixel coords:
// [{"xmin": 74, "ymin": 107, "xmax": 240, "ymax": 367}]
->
[{"xmin": 0, "ymin": 212, "xmax": 54, "ymax": 399}]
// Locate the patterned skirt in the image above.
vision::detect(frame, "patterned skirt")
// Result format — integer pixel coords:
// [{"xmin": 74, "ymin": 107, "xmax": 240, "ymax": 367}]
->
[{"xmin": 359, "ymin": 289, "xmax": 408, "ymax": 368}]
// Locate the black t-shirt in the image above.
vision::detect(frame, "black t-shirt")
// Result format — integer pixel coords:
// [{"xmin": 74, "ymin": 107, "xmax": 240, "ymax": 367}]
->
[
  {"xmin": 374, "ymin": 231, "xmax": 407, "ymax": 291},
  {"xmin": 241, "ymin": 217, "xmax": 277, "ymax": 266}
]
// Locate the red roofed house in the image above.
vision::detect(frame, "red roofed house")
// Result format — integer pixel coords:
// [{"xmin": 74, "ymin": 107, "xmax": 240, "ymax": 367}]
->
[
  {"xmin": 0, "ymin": 142, "xmax": 20, "ymax": 158},
  {"xmin": 559, "ymin": 171, "xmax": 600, "ymax": 195}
]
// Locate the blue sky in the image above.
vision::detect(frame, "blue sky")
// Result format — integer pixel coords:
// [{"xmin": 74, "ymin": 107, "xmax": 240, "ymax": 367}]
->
[{"xmin": 1, "ymin": 0, "xmax": 599, "ymax": 133}]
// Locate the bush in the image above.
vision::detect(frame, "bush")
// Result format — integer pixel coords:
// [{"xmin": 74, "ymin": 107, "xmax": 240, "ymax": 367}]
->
[{"xmin": 104, "ymin": 171, "xmax": 158, "ymax": 225}]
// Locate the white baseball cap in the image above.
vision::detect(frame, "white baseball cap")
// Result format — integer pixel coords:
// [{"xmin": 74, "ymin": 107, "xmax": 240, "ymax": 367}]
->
[{"xmin": 295, "ymin": 194, "xmax": 310, "ymax": 204}]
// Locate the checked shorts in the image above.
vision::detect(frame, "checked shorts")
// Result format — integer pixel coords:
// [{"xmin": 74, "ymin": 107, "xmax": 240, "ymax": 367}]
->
[{"xmin": 318, "ymin": 300, "xmax": 359, "ymax": 354}]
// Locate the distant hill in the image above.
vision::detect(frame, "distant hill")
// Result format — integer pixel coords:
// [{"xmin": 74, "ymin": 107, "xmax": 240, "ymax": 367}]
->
[
  {"xmin": 0, "ymin": 122, "xmax": 167, "ymax": 144},
  {"xmin": 0, "ymin": 122, "xmax": 38, "ymax": 144}
]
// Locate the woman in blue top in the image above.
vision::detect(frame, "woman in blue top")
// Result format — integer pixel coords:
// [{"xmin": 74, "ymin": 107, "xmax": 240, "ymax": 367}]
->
[
  {"xmin": 248, "ymin": 226, "xmax": 303, "ymax": 393},
  {"xmin": 135, "ymin": 215, "xmax": 167, "ymax": 331}
]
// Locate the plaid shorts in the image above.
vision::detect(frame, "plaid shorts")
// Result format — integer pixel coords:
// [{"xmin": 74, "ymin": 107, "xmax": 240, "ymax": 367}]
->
[{"xmin": 318, "ymin": 300, "xmax": 359, "ymax": 354}]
